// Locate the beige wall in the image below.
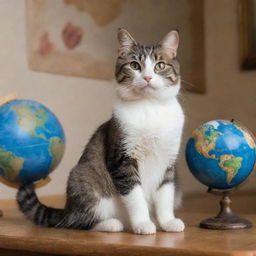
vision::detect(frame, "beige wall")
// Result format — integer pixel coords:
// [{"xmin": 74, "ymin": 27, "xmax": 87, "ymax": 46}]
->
[{"xmin": 0, "ymin": 0, "xmax": 255, "ymax": 199}]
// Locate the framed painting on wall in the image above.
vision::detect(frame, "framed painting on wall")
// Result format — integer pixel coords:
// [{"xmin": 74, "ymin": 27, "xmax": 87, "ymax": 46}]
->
[
  {"xmin": 239, "ymin": 0, "xmax": 256, "ymax": 69},
  {"xmin": 27, "ymin": 0, "xmax": 206, "ymax": 93}
]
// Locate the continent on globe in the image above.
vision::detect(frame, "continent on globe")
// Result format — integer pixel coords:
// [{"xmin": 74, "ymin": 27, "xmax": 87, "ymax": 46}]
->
[
  {"xmin": 12, "ymin": 104, "xmax": 49, "ymax": 140},
  {"xmin": 219, "ymin": 155, "xmax": 243, "ymax": 184},
  {"xmin": 234, "ymin": 123, "xmax": 256, "ymax": 149},
  {"xmin": 0, "ymin": 148, "xmax": 24, "ymax": 182},
  {"xmin": 49, "ymin": 137, "xmax": 65, "ymax": 170},
  {"xmin": 193, "ymin": 127, "xmax": 222, "ymax": 159}
]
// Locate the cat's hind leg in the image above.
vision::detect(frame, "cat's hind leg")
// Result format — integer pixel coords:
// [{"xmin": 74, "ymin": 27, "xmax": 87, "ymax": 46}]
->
[
  {"xmin": 92, "ymin": 196, "xmax": 125, "ymax": 232},
  {"xmin": 63, "ymin": 163, "xmax": 124, "ymax": 231},
  {"xmin": 92, "ymin": 218, "xmax": 124, "ymax": 232}
]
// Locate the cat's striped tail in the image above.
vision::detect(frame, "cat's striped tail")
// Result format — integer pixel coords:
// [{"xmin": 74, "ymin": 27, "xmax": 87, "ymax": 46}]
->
[{"xmin": 16, "ymin": 183, "xmax": 64, "ymax": 227}]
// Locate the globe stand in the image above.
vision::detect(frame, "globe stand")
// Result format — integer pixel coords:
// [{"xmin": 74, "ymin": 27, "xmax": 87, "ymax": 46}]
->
[{"xmin": 200, "ymin": 188, "xmax": 252, "ymax": 230}]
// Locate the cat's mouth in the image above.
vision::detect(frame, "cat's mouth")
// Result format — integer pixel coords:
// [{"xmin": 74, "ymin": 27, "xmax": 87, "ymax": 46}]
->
[
  {"xmin": 135, "ymin": 85, "xmax": 158, "ymax": 97},
  {"xmin": 140, "ymin": 84, "xmax": 157, "ymax": 91}
]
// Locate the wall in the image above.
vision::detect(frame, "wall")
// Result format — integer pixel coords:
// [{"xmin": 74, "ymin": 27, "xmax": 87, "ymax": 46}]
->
[{"xmin": 0, "ymin": 0, "xmax": 255, "ymax": 199}]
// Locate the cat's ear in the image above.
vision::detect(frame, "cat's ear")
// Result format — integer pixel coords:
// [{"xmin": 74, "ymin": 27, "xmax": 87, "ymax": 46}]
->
[
  {"xmin": 159, "ymin": 30, "xmax": 179, "ymax": 58},
  {"xmin": 117, "ymin": 28, "xmax": 137, "ymax": 57}
]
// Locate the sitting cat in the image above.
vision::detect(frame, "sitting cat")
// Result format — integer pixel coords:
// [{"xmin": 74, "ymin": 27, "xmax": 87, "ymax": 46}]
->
[{"xmin": 17, "ymin": 28, "xmax": 185, "ymax": 235}]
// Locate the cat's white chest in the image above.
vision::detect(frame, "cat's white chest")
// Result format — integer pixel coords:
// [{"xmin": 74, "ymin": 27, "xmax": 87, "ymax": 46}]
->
[{"xmin": 114, "ymin": 98, "xmax": 184, "ymax": 201}]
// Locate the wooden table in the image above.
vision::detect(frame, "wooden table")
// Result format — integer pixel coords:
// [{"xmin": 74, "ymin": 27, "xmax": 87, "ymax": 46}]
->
[{"xmin": 0, "ymin": 192, "xmax": 255, "ymax": 256}]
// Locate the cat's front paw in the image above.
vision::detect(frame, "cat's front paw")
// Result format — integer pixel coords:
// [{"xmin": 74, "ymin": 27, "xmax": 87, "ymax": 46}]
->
[
  {"xmin": 161, "ymin": 218, "xmax": 185, "ymax": 232},
  {"xmin": 132, "ymin": 221, "xmax": 156, "ymax": 235}
]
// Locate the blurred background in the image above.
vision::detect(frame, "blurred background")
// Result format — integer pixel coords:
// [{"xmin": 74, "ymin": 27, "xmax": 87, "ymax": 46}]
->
[{"xmin": 0, "ymin": 0, "xmax": 255, "ymax": 199}]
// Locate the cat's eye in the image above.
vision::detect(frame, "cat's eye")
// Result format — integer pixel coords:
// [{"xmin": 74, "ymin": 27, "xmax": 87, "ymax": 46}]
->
[
  {"xmin": 130, "ymin": 61, "xmax": 141, "ymax": 70},
  {"xmin": 155, "ymin": 62, "xmax": 166, "ymax": 71}
]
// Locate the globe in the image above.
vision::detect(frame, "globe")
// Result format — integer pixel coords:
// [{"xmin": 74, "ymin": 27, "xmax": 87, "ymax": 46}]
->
[
  {"xmin": 186, "ymin": 120, "xmax": 256, "ymax": 190},
  {"xmin": 0, "ymin": 99, "xmax": 65, "ymax": 185}
]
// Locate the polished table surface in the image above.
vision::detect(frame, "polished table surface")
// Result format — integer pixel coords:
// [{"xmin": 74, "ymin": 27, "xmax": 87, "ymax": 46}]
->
[{"xmin": 0, "ymin": 192, "xmax": 255, "ymax": 256}]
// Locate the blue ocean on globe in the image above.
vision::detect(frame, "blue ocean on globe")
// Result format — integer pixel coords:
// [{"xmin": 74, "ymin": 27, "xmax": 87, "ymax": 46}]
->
[
  {"xmin": 186, "ymin": 120, "xmax": 256, "ymax": 189},
  {"xmin": 0, "ymin": 99, "xmax": 65, "ymax": 184}
]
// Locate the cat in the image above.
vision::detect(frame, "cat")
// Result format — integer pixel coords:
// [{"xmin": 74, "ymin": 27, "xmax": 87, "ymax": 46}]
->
[{"xmin": 17, "ymin": 28, "xmax": 185, "ymax": 235}]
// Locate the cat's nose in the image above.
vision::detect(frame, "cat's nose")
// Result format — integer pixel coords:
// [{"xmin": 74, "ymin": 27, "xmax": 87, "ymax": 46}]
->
[{"xmin": 144, "ymin": 76, "xmax": 152, "ymax": 83}]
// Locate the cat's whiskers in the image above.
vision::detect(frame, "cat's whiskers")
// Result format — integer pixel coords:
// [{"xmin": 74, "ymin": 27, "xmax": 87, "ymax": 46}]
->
[{"xmin": 181, "ymin": 79, "xmax": 194, "ymax": 88}]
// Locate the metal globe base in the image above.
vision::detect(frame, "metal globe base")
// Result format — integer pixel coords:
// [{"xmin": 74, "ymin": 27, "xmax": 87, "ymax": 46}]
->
[{"xmin": 200, "ymin": 188, "xmax": 252, "ymax": 230}]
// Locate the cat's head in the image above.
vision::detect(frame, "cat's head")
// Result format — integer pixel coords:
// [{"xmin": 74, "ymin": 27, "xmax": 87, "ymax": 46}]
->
[{"xmin": 115, "ymin": 28, "xmax": 180, "ymax": 101}]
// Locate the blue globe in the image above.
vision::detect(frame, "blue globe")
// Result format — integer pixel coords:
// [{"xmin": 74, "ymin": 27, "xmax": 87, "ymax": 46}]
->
[
  {"xmin": 186, "ymin": 120, "xmax": 256, "ymax": 189},
  {"xmin": 0, "ymin": 99, "xmax": 65, "ymax": 185}
]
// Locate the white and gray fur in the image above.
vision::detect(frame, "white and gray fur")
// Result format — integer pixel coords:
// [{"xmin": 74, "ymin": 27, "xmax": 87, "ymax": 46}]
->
[{"xmin": 17, "ymin": 28, "xmax": 185, "ymax": 234}]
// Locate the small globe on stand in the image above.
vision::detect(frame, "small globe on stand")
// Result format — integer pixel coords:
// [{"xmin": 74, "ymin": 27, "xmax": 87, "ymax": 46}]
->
[
  {"xmin": 186, "ymin": 119, "xmax": 256, "ymax": 229},
  {"xmin": 0, "ymin": 95, "xmax": 65, "ymax": 216}
]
